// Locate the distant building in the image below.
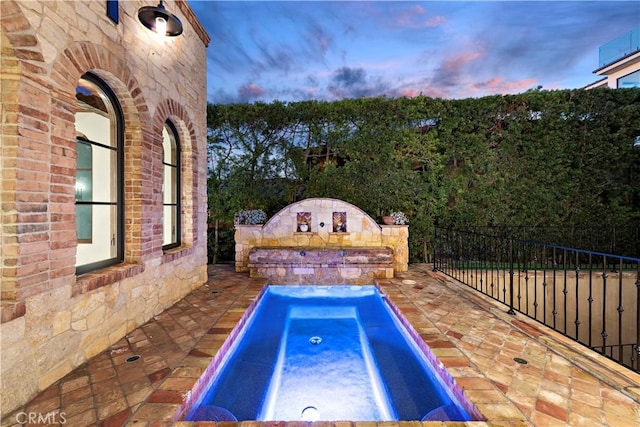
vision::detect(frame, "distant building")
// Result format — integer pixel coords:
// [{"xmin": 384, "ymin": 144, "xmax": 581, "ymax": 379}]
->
[{"xmin": 585, "ymin": 27, "xmax": 640, "ymax": 89}]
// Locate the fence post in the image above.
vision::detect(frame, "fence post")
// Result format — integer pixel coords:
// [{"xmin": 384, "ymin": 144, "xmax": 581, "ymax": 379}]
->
[
  {"xmin": 601, "ymin": 256, "xmax": 608, "ymax": 352},
  {"xmin": 635, "ymin": 261, "xmax": 640, "ymax": 371},
  {"xmin": 508, "ymin": 238, "xmax": 516, "ymax": 315},
  {"xmin": 432, "ymin": 227, "xmax": 438, "ymax": 271}
]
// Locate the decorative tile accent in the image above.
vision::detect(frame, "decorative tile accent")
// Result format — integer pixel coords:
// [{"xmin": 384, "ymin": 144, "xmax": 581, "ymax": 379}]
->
[
  {"xmin": 296, "ymin": 212, "xmax": 311, "ymax": 232},
  {"xmin": 332, "ymin": 211, "xmax": 347, "ymax": 232}
]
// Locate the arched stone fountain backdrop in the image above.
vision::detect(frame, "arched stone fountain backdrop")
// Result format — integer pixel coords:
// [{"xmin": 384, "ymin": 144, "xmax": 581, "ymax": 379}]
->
[{"xmin": 234, "ymin": 198, "xmax": 408, "ymax": 284}]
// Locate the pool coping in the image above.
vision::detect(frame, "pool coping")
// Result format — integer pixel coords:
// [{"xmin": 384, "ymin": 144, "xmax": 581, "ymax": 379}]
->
[
  {"xmin": 129, "ymin": 278, "xmax": 529, "ymax": 425},
  {"xmin": 172, "ymin": 284, "xmax": 268, "ymax": 421}
]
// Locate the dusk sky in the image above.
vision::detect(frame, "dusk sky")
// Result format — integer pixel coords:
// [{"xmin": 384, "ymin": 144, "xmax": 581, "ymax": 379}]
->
[{"xmin": 188, "ymin": 1, "xmax": 640, "ymax": 104}]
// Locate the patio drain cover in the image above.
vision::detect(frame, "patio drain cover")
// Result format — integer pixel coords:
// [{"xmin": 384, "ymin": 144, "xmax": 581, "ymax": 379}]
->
[{"xmin": 125, "ymin": 355, "xmax": 141, "ymax": 363}]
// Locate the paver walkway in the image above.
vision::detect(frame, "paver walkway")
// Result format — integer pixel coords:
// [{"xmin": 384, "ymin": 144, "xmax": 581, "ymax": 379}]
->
[{"xmin": 2, "ymin": 264, "xmax": 639, "ymax": 426}]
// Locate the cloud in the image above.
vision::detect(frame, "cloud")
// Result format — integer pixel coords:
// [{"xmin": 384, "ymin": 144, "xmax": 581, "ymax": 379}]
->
[
  {"xmin": 430, "ymin": 51, "xmax": 484, "ymax": 88},
  {"xmin": 238, "ymin": 83, "xmax": 265, "ymax": 103},
  {"xmin": 304, "ymin": 23, "xmax": 333, "ymax": 56},
  {"xmin": 396, "ymin": 83, "xmax": 448, "ymax": 99},
  {"xmin": 192, "ymin": 1, "xmax": 639, "ymax": 104},
  {"xmin": 469, "ymin": 2, "xmax": 639, "ymax": 78},
  {"xmin": 326, "ymin": 66, "xmax": 394, "ymax": 99},
  {"xmin": 426, "ymin": 15, "xmax": 446, "ymax": 27},
  {"xmin": 253, "ymin": 42, "xmax": 295, "ymax": 76},
  {"xmin": 393, "ymin": 4, "xmax": 447, "ymax": 29},
  {"xmin": 197, "ymin": 2, "xmax": 336, "ymax": 85},
  {"xmin": 462, "ymin": 77, "xmax": 539, "ymax": 98},
  {"xmin": 332, "ymin": 67, "xmax": 367, "ymax": 87}
]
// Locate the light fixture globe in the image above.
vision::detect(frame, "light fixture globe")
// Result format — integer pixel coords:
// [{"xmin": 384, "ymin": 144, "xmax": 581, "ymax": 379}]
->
[{"xmin": 138, "ymin": 0, "xmax": 183, "ymax": 37}]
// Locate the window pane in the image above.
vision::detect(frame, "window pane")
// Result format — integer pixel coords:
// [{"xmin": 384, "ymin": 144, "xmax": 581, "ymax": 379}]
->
[
  {"xmin": 76, "ymin": 205, "xmax": 118, "ymax": 265},
  {"xmin": 163, "ymin": 164, "xmax": 176, "ymax": 204},
  {"xmin": 617, "ymin": 69, "xmax": 640, "ymax": 88},
  {"xmin": 75, "ymin": 79, "xmax": 116, "ymax": 147},
  {"xmin": 162, "ymin": 122, "xmax": 180, "ymax": 248},
  {"xmin": 163, "ymin": 205, "xmax": 177, "ymax": 246},
  {"xmin": 77, "ymin": 140, "xmax": 92, "ymax": 168},
  {"xmin": 162, "ymin": 126, "xmax": 176, "ymax": 165},
  {"xmin": 91, "ymin": 144, "xmax": 118, "ymax": 203},
  {"xmin": 75, "ymin": 170, "xmax": 93, "ymax": 201},
  {"xmin": 75, "ymin": 74, "xmax": 122, "ymax": 273},
  {"xmin": 76, "ymin": 205, "xmax": 92, "ymax": 242},
  {"xmin": 106, "ymin": 0, "xmax": 119, "ymax": 24}
]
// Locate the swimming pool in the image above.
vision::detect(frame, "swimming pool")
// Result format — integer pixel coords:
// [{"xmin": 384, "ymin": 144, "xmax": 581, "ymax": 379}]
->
[{"xmin": 183, "ymin": 285, "xmax": 481, "ymax": 422}]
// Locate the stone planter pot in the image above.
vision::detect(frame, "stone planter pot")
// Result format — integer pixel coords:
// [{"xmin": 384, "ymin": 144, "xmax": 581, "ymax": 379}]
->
[{"xmin": 382, "ymin": 216, "xmax": 395, "ymax": 225}]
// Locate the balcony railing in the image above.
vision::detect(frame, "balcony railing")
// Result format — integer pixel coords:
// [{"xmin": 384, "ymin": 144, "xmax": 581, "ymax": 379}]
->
[
  {"xmin": 599, "ymin": 27, "xmax": 640, "ymax": 68},
  {"xmin": 433, "ymin": 226, "xmax": 640, "ymax": 373}
]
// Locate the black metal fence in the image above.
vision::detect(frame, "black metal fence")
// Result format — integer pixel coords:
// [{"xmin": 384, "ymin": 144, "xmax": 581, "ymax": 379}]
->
[
  {"xmin": 433, "ymin": 226, "xmax": 640, "ymax": 373},
  {"xmin": 450, "ymin": 225, "xmax": 640, "ymax": 258}
]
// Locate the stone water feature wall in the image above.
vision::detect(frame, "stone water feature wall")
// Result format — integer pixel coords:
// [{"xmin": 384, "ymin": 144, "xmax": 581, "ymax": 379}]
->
[{"xmin": 234, "ymin": 198, "xmax": 408, "ymax": 284}]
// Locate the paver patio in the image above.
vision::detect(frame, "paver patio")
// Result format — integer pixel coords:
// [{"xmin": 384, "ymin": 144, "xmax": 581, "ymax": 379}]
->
[{"xmin": 3, "ymin": 264, "xmax": 639, "ymax": 426}]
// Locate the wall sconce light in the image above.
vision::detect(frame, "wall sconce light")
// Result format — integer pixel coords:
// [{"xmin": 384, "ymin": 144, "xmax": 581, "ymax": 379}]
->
[{"xmin": 138, "ymin": 0, "xmax": 183, "ymax": 37}]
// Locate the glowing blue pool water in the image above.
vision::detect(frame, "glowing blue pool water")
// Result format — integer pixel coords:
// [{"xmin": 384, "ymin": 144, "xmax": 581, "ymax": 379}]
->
[{"xmin": 184, "ymin": 285, "xmax": 477, "ymax": 422}]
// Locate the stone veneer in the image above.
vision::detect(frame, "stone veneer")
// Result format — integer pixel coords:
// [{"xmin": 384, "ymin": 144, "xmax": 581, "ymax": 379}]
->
[
  {"xmin": 248, "ymin": 246, "xmax": 395, "ymax": 284},
  {"xmin": 0, "ymin": 0, "xmax": 209, "ymax": 414},
  {"xmin": 235, "ymin": 198, "xmax": 408, "ymax": 282}
]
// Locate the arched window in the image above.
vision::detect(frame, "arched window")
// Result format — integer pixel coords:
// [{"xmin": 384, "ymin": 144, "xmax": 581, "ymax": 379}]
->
[
  {"xmin": 162, "ymin": 121, "xmax": 181, "ymax": 249},
  {"xmin": 74, "ymin": 74, "xmax": 123, "ymax": 274}
]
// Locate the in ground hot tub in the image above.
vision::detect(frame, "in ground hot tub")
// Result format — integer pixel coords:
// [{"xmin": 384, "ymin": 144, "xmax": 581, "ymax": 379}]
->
[{"xmin": 181, "ymin": 285, "xmax": 482, "ymax": 422}]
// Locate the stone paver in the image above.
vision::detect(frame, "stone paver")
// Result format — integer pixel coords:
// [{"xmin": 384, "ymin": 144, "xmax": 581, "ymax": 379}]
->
[{"xmin": 2, "ymin": 264, "xmax": 638, "ymax": 427}]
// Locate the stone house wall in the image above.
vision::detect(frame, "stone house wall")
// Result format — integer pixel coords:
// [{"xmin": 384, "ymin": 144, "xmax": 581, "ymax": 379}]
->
[
  {"xmin": 0, "ymin": 0, "xmax": 209, "ymax": 414},
  {"xmin": 234, "ymin": 198, "xmax": 409, "ymax": 274}
]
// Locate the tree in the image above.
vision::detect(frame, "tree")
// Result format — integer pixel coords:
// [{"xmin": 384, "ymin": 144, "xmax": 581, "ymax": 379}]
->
[{"xmin": 205, "ymin": 89, "xmax": 640, "ymax": 263}]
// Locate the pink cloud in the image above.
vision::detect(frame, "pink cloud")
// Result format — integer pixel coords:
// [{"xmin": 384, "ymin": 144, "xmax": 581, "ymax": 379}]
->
[
  {"xmin": 238, "ymin": 83, "xmax": 265, "ymax": 100},
  {"xmin": 394, "ymin": 5, "xmax": 446, "ymax": 29},
  {"xmin": 461, "ymin": 77, "xmax": 539, "ymax": 97},
  {"xmin": 398, "ymin": 88, "xmax": 421, "ymax": 98},
  {"xmin": 441, "ymin": 51, "xmax": 484, "ymax": 73},
  {"xmin": 426, "ymin": 16, "xmax": 446, "ymax": 27},
  {"xmin": 397, "ymin": 84, "xmax": 449, "ymax": 100},
  {"xmin": 394, "ymin": 73, "xmax": 538, "ymax": 101}
]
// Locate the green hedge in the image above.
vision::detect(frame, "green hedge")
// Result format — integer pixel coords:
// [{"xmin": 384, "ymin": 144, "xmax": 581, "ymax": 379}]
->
[{"xmin": 206, "ymin": 88, "xmax": 640, "ymax": 262}]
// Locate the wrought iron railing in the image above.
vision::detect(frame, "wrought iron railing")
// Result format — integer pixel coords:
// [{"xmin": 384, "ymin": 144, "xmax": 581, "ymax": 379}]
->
[
  {"xmin": 433, "ymin": 227, "xmax": 640, "ymax": 373},
  {"xmin": 450, "ymin": 225, "xmax": 639, "ymax": 258}
]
